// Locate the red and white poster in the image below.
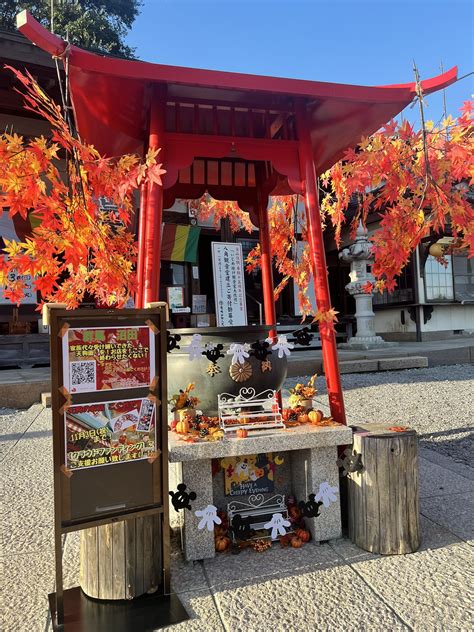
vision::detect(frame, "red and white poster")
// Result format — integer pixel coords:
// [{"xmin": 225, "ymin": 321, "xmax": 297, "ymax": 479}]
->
[
  {"xmin": 62, "ymin": 326, "xmax": 155, "ymax": 393},
  {"xmin": 64, "ymin": 398, "xmax": 157, "ymax": 470}
]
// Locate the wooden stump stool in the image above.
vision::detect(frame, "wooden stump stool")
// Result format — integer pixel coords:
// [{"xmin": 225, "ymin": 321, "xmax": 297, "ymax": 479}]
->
[
  {"xmin": 80, "ymin": 514, "xmax": 162, "ymax": 600},
  {"xmin": 347, "ymin": 423, "xmax": 420, "ymax": 555}
]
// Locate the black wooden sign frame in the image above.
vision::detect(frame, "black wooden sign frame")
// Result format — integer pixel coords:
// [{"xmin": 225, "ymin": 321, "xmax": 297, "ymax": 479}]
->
[{"xmin": 49, "ymin": 307, "xmax": 170, "ymax": 628}]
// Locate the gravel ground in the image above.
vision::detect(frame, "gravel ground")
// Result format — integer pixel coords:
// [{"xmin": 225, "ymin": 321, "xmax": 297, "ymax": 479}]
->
[
  {"xmin": 2, "ymin": 364, "xmax": 472, "ymax": 468},
  {"xmin": 284, "ymin": 363, "xmax": 474, "ymax": 469}
]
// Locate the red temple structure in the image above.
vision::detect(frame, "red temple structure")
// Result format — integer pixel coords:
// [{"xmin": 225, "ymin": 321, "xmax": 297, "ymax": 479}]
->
[{"xmin": 17, "ymin": 11, "xmax": 457, "ymax": 424}]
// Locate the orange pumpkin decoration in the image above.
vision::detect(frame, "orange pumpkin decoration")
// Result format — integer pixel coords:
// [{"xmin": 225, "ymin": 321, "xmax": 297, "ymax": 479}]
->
[
  {"xmin": 308, "ymin": 409, "xmax": 323, "ymax": 425},
  {"xmin": 236, "ymin": 428, "xmax": 249, "ymax": 438},
  {"xmin": 215, "ymin": 535, "xmax": 231, "ymax": 552},
  {"xmin": 175, "ymin": 419, "xmax": 190, "ymax": 434},
  {"xmin": 297, "ymin": 413, "xmax": 309, "ymax": 424},
  {"xmin": 290, "ymin": 536, "xmax": 303, "ymax": 548},
  {"xmin": 295, "ymin": 528, "xmax": 310, "ymax": 543}
]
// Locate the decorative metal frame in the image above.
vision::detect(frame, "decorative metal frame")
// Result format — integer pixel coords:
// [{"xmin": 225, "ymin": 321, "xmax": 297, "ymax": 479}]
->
[
  {"xmin": 227, "ymin": 493, "xmax": 289, "ymax": 541},
  {"xmin": 218, "ymin": 387, "xmax": 284, "ymax": 435}
]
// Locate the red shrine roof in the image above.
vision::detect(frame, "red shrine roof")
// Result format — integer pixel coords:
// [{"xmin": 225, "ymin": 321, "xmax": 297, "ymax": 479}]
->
[{"xmin": 17, "ymin": 11, "xmax": 457, "ymax": 175}]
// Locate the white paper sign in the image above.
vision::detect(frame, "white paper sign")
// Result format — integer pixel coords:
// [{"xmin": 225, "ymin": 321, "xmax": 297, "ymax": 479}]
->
[
  {"xmin": 192, "ymin": 294, "xmax": 207, "ymax": 314},
  {"xmin": 211, "ymin": 242, "xmax": 247, "ymax": 327}
]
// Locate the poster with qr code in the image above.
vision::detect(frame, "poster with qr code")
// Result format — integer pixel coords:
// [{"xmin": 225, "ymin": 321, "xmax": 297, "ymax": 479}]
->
[
  {"xmin": 63, "ymin": 326, "xmax": 155, "ymax": 393},
  {"xmin": 65, "ymin": 398, "xmax": 156, "ymax": 469}
]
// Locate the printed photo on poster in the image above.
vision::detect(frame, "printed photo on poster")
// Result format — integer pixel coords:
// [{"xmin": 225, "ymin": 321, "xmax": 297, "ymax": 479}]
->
[
  {"xmin": 65, "ymin": 398, "xmax": 156, "ymax": 470},
  {"xmin": 221, "ymin": 453, "xmax": 275, "ymax": 496},
  {"xmin": 62, "ymin": 326, "xmax": 155, "ymax": 393}
]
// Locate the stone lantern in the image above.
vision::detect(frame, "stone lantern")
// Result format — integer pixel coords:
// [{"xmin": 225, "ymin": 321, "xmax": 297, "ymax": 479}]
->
[{"xmin": 339, "ymin": 222, "xmax": 395, "ymax": 350}]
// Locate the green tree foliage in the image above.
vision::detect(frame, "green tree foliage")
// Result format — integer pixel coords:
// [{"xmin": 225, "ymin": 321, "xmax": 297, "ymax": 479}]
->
[{"xmin": 0, "ymin": 0, "xmax": 142, "ymax": 57}]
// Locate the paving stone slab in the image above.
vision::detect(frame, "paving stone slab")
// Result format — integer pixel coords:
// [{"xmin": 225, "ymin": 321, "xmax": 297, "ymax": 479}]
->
[
  {"xmin": 421, "ymin": 492, "xmax": 474, "ymax": 543},
  {"xmin": 210, "ymin": 559, "xmax": 410, "ymax": 631},
  {"xmin": 330, "ymin": 516, "xmax": 474, "ymax": 632},
  {"xmin": 419, "ymin": 457, "xmax": 474, "ymax": 499},
  {"xmin": 203, "ymin": 540, "xmax": 341, "ymax": 590},
  {"xmin": 0, "ymin": 403, "xmax": 44, "ymax": 461}
]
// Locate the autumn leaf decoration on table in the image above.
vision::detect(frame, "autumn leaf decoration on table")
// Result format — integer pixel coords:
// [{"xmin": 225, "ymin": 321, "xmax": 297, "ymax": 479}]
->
[{"xmin": 0, "ymin": 67, "xmax": 165, "ymax": 308}]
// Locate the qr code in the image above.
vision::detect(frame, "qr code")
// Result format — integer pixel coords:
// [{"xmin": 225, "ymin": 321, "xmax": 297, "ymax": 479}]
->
[{"xmin": 70, "ymin": 361, "xmax": 96, "ymax": 391}]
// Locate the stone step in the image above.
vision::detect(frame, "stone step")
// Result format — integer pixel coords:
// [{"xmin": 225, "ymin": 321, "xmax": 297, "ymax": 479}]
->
[{"xmin": 377, "ymin": 356, "xmax": 428, "ymax": 371}]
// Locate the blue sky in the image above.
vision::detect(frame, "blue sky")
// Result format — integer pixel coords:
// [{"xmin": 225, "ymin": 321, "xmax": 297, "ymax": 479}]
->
[{"xmin": 127, "ymin": 0, "xmax": 473, "ymax": 127}]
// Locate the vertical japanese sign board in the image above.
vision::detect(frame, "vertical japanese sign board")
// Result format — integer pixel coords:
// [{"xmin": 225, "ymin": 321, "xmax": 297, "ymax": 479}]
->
[
  {"xmin": 49, "ymin": 308, "xmax": 169, "ymax": 628},
  {"xmin": 211, "ymin": 242, "xmax": 247, "ymax": 326}
]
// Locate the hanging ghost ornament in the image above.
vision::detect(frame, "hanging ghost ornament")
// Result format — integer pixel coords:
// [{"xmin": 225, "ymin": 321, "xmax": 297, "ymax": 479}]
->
[
  {"xmin": 271, "ymin": 335, "xmax": 294, "ymax": 358},
  {"xmin": 187, "ymin": 333, "xmax": 204, "ymax": 361},
  {"xmin": 227, "ymin": 343, "xmax": 250, "ymax": 365},
  {"xmin": 264, "ymin": 513, "xmax": 291, "ymax": 540},
  {"xmin": 195, "ymin": 504, "xmax": 222, "ymax": 531},
  {"xmin": 315, "ymin": 481, "xmax": 339, "ymax": 508}
]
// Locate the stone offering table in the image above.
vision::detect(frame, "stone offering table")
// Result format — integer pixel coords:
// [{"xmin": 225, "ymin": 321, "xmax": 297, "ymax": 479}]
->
[{"xmin": 169, "ymin": 424, "xmax": 352, "ymax": 561}]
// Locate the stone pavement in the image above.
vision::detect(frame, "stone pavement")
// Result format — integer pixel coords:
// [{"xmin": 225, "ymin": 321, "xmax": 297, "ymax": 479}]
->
[{"xmin": 1, "ymin": 365, "xmax": 473, "ymax": 631}]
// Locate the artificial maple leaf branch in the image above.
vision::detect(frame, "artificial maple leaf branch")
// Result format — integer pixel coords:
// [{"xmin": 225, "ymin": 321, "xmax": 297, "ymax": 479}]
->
[{"xmin": 1, "ymin": 67, "xmax": 165, "ymax": 308}]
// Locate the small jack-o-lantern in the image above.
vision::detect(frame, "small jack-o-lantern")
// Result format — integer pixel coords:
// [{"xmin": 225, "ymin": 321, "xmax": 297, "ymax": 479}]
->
[{"xmin": 236, "ymin": 428, "xmax": 249, "ymax": 439}]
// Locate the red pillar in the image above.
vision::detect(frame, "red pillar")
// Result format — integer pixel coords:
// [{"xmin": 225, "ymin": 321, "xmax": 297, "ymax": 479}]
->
[
  {"xmin": 256, "ymin": 190, "xmax": 277, "ymax": 339},
  {"xmin": 143, "ymin": 86, "xmax": 166, "ymax": 306},
  {"xmin": 136, "ymin": 182, "xmax": 148, "ymax": 308},
  {"xmin": 296, "ymin": 105, "xmax": 346, "ymax": 424}
]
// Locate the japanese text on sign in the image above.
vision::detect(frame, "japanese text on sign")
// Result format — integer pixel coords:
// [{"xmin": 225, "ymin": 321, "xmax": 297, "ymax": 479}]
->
[
  {"xmin": 211, "ymin": 242, "xmax": 247, "ymax": 327},
  {"xmin": 65, "ymin": 398, "xmax": 156, "ymax": 470},
  {"xmin": 63, "ymin": 326, "xmax": 155, "ymax": 393}
]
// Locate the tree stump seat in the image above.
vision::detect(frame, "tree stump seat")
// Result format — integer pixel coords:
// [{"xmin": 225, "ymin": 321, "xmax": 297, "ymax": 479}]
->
[{"xmin": 347, "ymin": 423, "xmax": 420, "ymax": 555}]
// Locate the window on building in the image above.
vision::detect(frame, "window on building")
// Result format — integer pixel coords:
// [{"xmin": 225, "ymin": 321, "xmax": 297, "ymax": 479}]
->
[
  {"xmin": 424, "ymin": 255, "xmax": 454, "ymax": 301},
  {"xmin": 452, "ymin": 250, "xmax": 474, "ymax": 302},
  {"xmin": 373, "ymin": 258, "xmax": 414, "ymax": 305}
]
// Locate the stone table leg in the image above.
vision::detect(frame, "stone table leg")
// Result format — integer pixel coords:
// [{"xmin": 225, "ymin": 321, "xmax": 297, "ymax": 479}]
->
[
  {"xmin": 182, "ymin": 458, "xmax": 215, "ymax": 561},
  {"xmin": 290, "ymin": 446, "xmax": 342, "ymax": 542}
]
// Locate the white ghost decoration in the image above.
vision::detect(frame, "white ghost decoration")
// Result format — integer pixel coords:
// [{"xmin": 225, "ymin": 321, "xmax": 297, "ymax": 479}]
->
[
  {"xmin": 315, "ymin": 481, "xmax": 339, "ymax": 508},
  {"xmin": 264, "ymin": 513, "xmax": 291, "ymax": 540},
  {"xmin": 194, "ymin": 504, "xmax": 222, "ymax": 531},
  {"xmin": 271, "ymin": 335, "xmax": 294, "ymax": 358},
  {"xmin": 227, "ymin": 343, "xmax": 250, "ymax": 365},
  {"xmin": 187, "ymin": 333, "xmax": 203, "ymax": 361}
]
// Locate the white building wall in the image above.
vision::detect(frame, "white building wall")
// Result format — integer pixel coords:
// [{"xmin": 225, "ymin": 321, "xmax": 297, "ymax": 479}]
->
[{"xmin": 421, "ymin": 304, "xmax": 474, "ymax": 334}]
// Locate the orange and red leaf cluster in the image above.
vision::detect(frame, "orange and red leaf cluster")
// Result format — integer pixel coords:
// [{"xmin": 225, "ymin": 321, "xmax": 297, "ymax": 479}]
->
[{"xmin": 1, "ymin": 68, "xmax": 165, "ymax": 308}]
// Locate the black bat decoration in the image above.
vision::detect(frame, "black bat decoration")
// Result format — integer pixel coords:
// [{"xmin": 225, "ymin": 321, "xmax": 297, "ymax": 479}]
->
[
  {"xmin": 230, "ymin": 514, "xmax": 254, "ymax": 541},
  {"xmin": 250, "ymin": 339, "xmax": 272, "ymax": 362},
  {"xmin": 298, "ymin": 494, "xmax": 323, "ymax": 518},
  {"xmin": 169, "ymin": 483, "xmax": 197, "ymax": 512},
  {"xmin": 202, "ymin": 343, "xmax": 224, "ymax": 364},
  {"xmin": 167, "ymin": 331, "xmax": 181, "ymax": 353},
  {"xmin": 291, "ymin": 327, "xmax": 314, "ymax": 346}
]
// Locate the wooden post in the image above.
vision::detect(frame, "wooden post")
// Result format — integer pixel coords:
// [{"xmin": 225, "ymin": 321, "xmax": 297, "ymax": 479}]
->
[
  {"xmin": 143, "ymin": 85, "xmax": 166, "ymax": 306},
  {"xmin": 348, "ymin": 424, "xmax": 421, "ymax": 555},
  {"xmin": 256, "ymin": 189, "xmax": 277, "ymax": 340},
  {"xmin": 296, "ymin": 103, "xmax": 346, "ymax": 424},
  {"xmin": 80, "ymin": 514, "xmax": 162, "ymax": 600}
]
